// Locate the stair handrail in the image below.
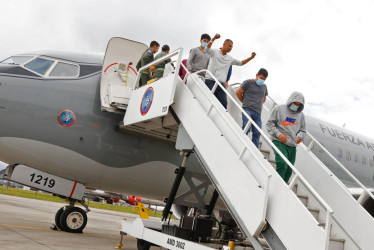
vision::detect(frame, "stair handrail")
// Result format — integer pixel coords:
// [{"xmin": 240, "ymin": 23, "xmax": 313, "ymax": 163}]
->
[
  {"xmin": 181, "ymin": 70, "xmax": 272, "ymax": 180},
  {"xmin": 184, "ymin": 70, "xmax": 334, "ymax": 249},
  {"xmin": 134, "ymin": 48, "xmax": 183, "ymax": 90},
  {"xmin": 264, "ymin": 95, "xmax": 374, "ymax": 203},
  {"xmin": 178, "ymin": 67, "xmax": 273, "ymax": 237},
  {"xmin": 231, "ymin": 83, "xmax": 362, "ymax": 249}
]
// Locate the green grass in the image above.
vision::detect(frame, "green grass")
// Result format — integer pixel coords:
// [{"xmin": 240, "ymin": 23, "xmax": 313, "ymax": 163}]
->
[{"xmin": 0, "ymin": 186, "xmax": 165, "ymax": 217}]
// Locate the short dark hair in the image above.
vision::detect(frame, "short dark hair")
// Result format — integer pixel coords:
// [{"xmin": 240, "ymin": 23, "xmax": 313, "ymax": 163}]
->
[
  {"xmin": 258, "ymin": 68, "xmax": 268, "ymax": 78},
  {"xmin": 201, "ymin": 33, "xmax": 211, "ymax": 41},
  {"xmin": 150, "ymin": 41, "xmax": 160, "ymax": 47},
  {"xmin": 224, "ymin": 39, "xmax": 233, "ymax": 43},
  {"xmin": 162, "ymin": 45, "xmax": 170, "ymax": 52}
]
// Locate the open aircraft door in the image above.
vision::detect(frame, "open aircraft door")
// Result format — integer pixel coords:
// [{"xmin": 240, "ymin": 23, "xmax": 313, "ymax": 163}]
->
[{"xmin": 100, "ymin": 37, "xmax": 147, "ymax": 112}]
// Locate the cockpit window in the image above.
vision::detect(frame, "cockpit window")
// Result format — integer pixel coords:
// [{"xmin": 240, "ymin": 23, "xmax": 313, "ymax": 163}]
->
[
  {"xmin": 49, "ymin": 62, "xmax": 79, "ymax": 77},
  {"xmin": 1, "ymin": 56, "xmax": 33, "ymax": 65},
  {"xmin": 25, "ymin": 57, "xmax": 54, "ymax": 75}
]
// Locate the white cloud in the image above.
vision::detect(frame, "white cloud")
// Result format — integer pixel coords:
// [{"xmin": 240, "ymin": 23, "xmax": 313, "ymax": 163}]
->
[
  {"xmin": 0, "ymin": 161, "xmax": 6, "ymax": 170},
  {"xmin": 0, "ymin": 0, "xmax": 373, "ymax": 138}
]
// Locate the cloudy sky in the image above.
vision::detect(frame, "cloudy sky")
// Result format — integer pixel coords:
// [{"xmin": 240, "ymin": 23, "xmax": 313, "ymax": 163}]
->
[
  {"xmin": 1, "ymin": 0, "xmax": 374, "ymax": 138},
  {"xmin": 0, "ymin": 161, "xmax": 6, "ymax": 170}
]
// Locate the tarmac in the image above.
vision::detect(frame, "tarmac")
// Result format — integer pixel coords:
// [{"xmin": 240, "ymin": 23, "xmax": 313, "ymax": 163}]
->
[{"xmin": 0, "ymin": 194, "xmax": 163, "ymax": 249}]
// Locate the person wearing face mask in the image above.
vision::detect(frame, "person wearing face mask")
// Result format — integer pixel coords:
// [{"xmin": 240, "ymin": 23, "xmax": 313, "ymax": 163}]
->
[
  {"xmin": 236, "ymin": 68, "xmax": 269, "ymax": 148},
  {"xmin": 205, "ymin": 33, "xmax": 256, "ymax": 109},
  {"xmin": 266, "ymin": 91, "xmax": 306, "ymax": 183},
  {"xmin": 186, "ymin": 34, "xmax": 211, "ymax": 79}
]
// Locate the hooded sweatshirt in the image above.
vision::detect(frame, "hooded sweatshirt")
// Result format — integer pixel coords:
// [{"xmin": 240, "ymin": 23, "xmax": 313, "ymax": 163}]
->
[{"xmin": 266, "ymin": 91, "xmax": 306, "ymax": 147}]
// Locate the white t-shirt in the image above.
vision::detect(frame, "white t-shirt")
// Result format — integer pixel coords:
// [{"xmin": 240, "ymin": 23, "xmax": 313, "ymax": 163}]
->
[{"xmin": 205, "ymin": 47, "xmax": 242, "ymax": 82}]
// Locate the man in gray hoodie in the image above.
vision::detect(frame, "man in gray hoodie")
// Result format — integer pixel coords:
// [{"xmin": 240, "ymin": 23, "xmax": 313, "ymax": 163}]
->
[{"xmin": 266, "ymin": 92, "xmax": 306, "ymax": 183}]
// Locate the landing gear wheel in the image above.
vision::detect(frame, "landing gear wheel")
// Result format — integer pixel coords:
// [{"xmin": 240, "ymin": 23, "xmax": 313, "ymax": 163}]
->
[
  {"xmin": 54, "ymin": 206, "xmax": 65, "ymax": 230},
  {"xmin": 59, "ymin": 206, "xmax": 87, "ymax": 233},
  {"xmin": 137, "ymin": 239, "xmax": 151, "ymax": 250}
]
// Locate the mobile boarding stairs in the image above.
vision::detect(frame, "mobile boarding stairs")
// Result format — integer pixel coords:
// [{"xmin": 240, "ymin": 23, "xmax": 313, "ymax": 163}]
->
[{"xmin": 101, "ymin": 42, "xmax": 374, "ymax": 249}]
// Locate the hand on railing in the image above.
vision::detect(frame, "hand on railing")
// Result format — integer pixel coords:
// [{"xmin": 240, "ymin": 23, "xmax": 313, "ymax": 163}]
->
[
  {"xmin": 134, "ymin": 49, "xmax": 182, "ymax": 90},
  {"xmin": 266, "ymin": 96, "xmax": 374, "ymax": 202},
  {"xmin": 182, "ymin": 66, "xmax": 334, "ymax": 240}
]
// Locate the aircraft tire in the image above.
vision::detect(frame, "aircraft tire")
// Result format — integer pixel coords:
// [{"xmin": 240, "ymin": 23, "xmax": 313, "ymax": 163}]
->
[
  {"xmin": 59, "ymin": 206, "xmax": 87, "ymax": 233},
  {"xmin": 137, "ymin": 239, "xmax": 151, "ymax": 250},
  {"xmin": 54, "ymin": 206, "xmax": 65, "ymax": 230}
]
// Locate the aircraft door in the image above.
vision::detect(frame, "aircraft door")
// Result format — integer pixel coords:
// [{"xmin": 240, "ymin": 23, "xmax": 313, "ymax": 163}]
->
[{"xmin": 100, "ymin": 37, "xmax": 147, "ymax": 112}]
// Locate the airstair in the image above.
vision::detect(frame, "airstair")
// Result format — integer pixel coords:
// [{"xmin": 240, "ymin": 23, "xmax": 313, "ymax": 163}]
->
[{"xmin": 101, "ymin": 42, "xmax": 374, "ymax": 249}]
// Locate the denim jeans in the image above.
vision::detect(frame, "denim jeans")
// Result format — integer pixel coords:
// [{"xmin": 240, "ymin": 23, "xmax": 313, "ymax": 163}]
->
[
  {"xmin": 205, "ymin": 79, "xmax": 227, "ymax": 109},
  {"xmin": 242, "ymin": 109, "xmax": 262, "ymax": 148}
]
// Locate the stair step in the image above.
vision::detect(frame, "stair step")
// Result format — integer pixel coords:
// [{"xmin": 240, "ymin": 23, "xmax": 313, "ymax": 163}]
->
[
  {"xmin": 318, "ymin": 222, "xmax": 334, "ymax": 237},
  {"xmin": 330, "ymin": 238, "xmax": 345, "ymax": 243},
  {"xmin": 292, "ymin": 183, "xmax": 298, "ymax": 193},
  {"xmin": 267, "ymin": 159, "xmax": 276, "ymax": 168},
  {"xmin": 307, "ymin": 207, "xmax": 320, "ymax": 220},
  {"xmin": 244, "ymin": 238, "xmax": 270, "ymax": 249},
  {"xmin": 297, "ymin": 194, "xmax": 309, "ymax": 206},
  {"xmin": 329, "ymin": 237, "xmax": 345, "ymax": 250},
  {"xmin": 260, "ymin": 149, "xmax": 270, "ymax": 155}
]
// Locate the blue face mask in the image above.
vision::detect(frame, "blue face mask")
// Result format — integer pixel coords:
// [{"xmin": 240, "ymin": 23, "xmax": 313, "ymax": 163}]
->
[
  {"xmin": 201, "ymin": 42, "xmax": 208, "ymax": 48},
  {"xmin": 256, "ymin": 78, "xmax": 265, "ymax": 85},
  {"xmin": 289, "ymin": 103, "xmax": 299, "ymax": 112}
]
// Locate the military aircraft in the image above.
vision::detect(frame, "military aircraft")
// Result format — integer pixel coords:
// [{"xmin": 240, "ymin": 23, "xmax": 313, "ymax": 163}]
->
[{"xmin": 0, "ymin": 38, "xmax": 373, "ymax": 237}]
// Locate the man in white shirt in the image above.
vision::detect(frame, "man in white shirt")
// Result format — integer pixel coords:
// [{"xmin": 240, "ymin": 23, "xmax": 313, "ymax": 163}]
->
[{"xmin": 205, "ymin": 34, "xmax": 256, "ymax": 108}]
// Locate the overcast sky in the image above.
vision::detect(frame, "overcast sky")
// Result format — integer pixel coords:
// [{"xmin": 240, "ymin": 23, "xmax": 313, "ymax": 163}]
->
[{"xmin": 1, "ymin": 0, "xmax": 374, "ymax": 138}]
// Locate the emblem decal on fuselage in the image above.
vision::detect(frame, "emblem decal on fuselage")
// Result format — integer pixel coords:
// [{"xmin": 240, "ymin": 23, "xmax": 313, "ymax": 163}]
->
[
  {"xmin": 140, "ymin": 87, "xmax": 154, "ymax": 116},
  {"xmin": 57, "ymin": 109, "xmax": 76, "ymax": 127}
]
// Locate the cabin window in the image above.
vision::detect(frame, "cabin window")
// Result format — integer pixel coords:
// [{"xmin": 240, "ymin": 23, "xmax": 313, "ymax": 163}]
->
[
  {"xmin": 338, "ymin": 148, "xmax": 342, "ymax": 158},
  {"xmin": 354, "ymin": 154, "xmax": 359, "ymax": 163},
  {"xmin": 49, "ymin": 62, "xmax": 79, "ymax": 77},
  {"xmin": 362, "ymin": 156, "xmax": 367, "ymax": 165},
  {"xmin": 319, "ymin": 143, "xmax": 325, "ymax": 153},
  {"xmin": 346, "ymin": 151, "xmax": 351, "ymax": 161},
  {"xmin": 1, "ymin": 56, "xmax": 33, "ymax": 65},
  {"xmin": 25, "ymin": 57, "xmax": 54, "ymax": 75}
]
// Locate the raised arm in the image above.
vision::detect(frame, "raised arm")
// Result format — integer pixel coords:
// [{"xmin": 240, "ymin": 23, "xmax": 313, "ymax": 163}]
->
[
  {"xmin": 241, "ymin": 52, "xmax": 256, "ymax": 65},
  {"xmin": 207, "ymin": 33, "xmax": 220, "ymax": 49}
]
